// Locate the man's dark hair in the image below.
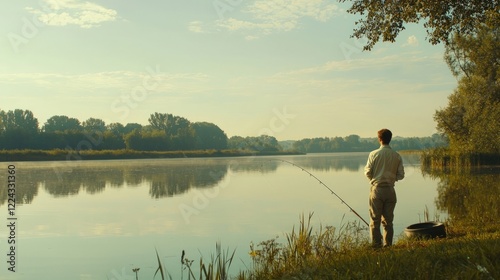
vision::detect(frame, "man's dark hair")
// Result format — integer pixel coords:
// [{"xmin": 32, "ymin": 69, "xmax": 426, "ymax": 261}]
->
[{"xmin": 378, "ymin": 129, "xmax": 392, "ymax": 145}]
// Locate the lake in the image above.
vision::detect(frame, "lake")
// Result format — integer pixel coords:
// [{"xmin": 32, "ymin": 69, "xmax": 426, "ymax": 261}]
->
[{"xmin": 0, "ymin": 152, "xmax": 444, "ymax": 279}]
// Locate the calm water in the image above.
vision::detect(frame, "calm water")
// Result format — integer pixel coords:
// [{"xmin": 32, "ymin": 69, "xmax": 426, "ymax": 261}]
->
[{"xmin": 0, "ymin": 153, "xmax": 443, "ymax": 279}]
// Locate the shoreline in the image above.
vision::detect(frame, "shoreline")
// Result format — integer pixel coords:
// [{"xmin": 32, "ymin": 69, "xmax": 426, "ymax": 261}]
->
[{"xmin": 0, "ymin": 149, "xmax": 305, "ymax": 162}]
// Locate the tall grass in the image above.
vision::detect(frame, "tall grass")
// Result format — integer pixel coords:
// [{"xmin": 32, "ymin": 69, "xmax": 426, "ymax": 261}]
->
[
  {"xmin": 183, "ymin": 242, "xmax": 237, "ymax": 280},
  {"xmin": 246, "ymin": 213, "xmax": 369, "ymax": 279},
  {"xmin": 149, "ymin": 243, "xmax": 238, "ymax": 280},
  {"xmin": 244, "ymin": 213, "xmax": 499, "ymax": 280},
  {"xmin": 124, "ymin": 211, "xmax": 499, "ymax": 280},
  {"xmin": 421, "ymin": 147, "xmax": 500, "ymax": 170}
]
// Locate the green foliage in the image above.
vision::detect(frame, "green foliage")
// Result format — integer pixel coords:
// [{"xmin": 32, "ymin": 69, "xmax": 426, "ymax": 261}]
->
[
  {"xmin": 247, "ymin": 213, "xmax": 369, "ymax": 279},
  {"xmin": 82, "ymin": 117, "xmax": 106, "ymax": 132},
  {"xmin": 228, "ymin": 135, "xmax": 281, "ymax": 152},
  {"xmin": 0, "ymin": 111, "xmax": 229, "ymax": 151},
  {"xmin": 292, "ymin": 135, "xmax": 446, "ymax": 153},
  {"xmin": 124, "ymin": 123, "xmax": 143, "ymax": 134},
  {"xmin": 182, "ymin": 242, "xmax": 236, "ymax": 280},
  {"xmin": 191, "ymin": 122, "xmax": 228, "ymax": 150},
  {"xmin": 124, "ymin": 128, "xmax": 169, "ymax": 151},
  {"xmin": 421, "ymin": 148, "xmax": 500, "ymax": 170},
  {"xmin": 106, "ymin": 122, "xmax": 125, "ymax": 135},
  {"xmin": 425, "ymin": 167, "xmax": 500, "ymax": 233},
  {"xmin": 435, "ymin": 19, "xmax": 500, "ymax": 153},
  {"xmin": 0, "ymin": 109, "xmax": 39, "ymax": 134},
  {"xmin": 43, "ymin": 115, "xmax": 82, "ymax": 132},
  {"xmin": 339, "ymin": 0, "xmax": 498, "ymax": 50},
  {"xmin": 0, "ymin": 109, "xmax": 447, "ymax": 153},
  {"xmin": 148, "ymin": 112, "xmax": 191, "ymax": 137},
  {"xmin": 244, "ymin": 210, "xmax": 500, "ymax": 279}
]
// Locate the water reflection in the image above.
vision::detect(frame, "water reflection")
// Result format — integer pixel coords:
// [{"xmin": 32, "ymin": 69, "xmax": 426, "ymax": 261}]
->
[
  {"xmin": 423, "ymin": 167, "xmax": 500, "ymax": 226},
  {"xmin": 0, "ymin": 154, "xmax": 372, "ymax": 205},
  {"xmin": 282, "ymin": 153, "xmax": 368, "ymax": 172}
]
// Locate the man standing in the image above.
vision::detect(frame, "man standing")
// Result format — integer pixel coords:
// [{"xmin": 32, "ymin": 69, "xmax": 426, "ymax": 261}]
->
[{"xmin": 364, "ymin": 129, "xmax": 405, "ymax": 247}]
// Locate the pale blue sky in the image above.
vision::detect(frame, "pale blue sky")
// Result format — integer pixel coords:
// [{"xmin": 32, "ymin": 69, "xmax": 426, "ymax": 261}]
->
[{"xmin": 1, "ymin": 0, "xmax": 456, "ymax": 139}]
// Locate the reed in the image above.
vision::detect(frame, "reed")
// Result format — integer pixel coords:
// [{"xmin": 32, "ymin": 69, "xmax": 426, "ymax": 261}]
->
[
  {"xmin": 421, "ymin": 148, "xmax": 500, "ymax": 170},
  {"xmin": 124, "ymin": 212, "xmax": 499, "ymax": 280},
  {"xmin": 147, "ymin": 243, "xmax": 238, "ymax": 280},
  {"xmin": 244, "ymin": 213, "xmax": 499, "ymax": 280},
  {"xmin": 246, "ymin": 213, "xmax": 369, "ymax": 279}
]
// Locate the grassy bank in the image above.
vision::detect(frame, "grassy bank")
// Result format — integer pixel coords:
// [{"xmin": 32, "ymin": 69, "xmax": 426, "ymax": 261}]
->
[
  {"xmin": 0, "ymin": 149, "xmax": 304, "ymax": 162},
  {"xmin": 244, "ymin": 218, "xmax": 499, "ymax": 279},
  {"xmin": 146, "ymin": 214, "xmax": 499, "ymax": 280}
]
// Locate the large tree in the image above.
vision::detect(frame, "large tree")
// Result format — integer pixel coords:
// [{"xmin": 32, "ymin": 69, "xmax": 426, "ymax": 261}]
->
[
  {"xmin": 434, "ymin": 21, "xmax": 500, "ymax": 153},
  {"xmin": 82, "ymin": 117, "xmax": 106, "ymax": 132},
  {"xmin": 339, "ymin": 0, "xmax": 498, "ymax": 50},
  {"xmin": 191, "ymin": 122, "xmax": 228, "ymax": 150},
  {"xmin": 0, "ymin": 109, "xmax": 39, "ymax": 149},
  {"xmin": 0, "ymin": 109, "xmax": 39, "ymax": 134},
  {"xmin": 43, "ymin": 115, "xmax": 82, "ymax": 132},
  {"xmin": 148, "ymin": 112, "xmax": 191, "ymax": 137}
]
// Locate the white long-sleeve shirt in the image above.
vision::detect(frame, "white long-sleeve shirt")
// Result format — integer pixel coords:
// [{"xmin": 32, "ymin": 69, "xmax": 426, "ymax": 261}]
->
[{"xmin": 364, "ymin": 145, "xmax": 405, "ymax": 187}]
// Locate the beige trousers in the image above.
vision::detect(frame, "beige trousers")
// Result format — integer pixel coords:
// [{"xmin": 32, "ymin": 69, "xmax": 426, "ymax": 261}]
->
[{"xmin": 369, "ymin": 185, "xmax": 397, "ymax": 247}]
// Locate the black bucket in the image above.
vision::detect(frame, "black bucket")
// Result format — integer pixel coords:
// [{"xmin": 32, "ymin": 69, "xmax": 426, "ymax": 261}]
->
[{"xmin": 404, "ymin": 222, "xmax": 446, "ymax": 239}]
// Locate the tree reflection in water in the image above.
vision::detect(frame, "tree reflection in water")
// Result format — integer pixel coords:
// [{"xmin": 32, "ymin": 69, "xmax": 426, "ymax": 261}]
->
[
  {"xmin": 423, "ymin": 167, "xmax": 500, "ymax": 229},
  {"xmin": 0, "ymin": 154, "xmax": 383, "ymax": 205}
]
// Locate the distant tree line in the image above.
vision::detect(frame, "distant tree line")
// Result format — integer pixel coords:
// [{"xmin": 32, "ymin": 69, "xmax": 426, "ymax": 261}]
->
[
  {"xmin": 0, "ymin": 109, "xmax": 230, "ymax": 151},
  {"xmin": 291, "ymin": 134, "xmax": 447, "ymax": 153},
  {"xmin": 0, "ymin": 108, "xmax": 447, "ymax": 153}
]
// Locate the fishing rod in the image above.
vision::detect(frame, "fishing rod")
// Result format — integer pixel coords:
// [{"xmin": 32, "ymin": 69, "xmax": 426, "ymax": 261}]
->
[{"xmin": 273, "ymin": 159, "xmax": 370, "ymax": 227}]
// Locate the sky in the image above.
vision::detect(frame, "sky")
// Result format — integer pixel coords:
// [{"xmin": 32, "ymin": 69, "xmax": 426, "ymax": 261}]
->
[{"xmin": 0, "ymin": 0, "xmax": 457, "ymax": 140}]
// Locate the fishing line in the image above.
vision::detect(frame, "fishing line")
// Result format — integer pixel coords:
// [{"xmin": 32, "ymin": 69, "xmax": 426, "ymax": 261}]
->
[{"xmin": 273, "ymin": 159, "xmax": 370, "ymax": 227}]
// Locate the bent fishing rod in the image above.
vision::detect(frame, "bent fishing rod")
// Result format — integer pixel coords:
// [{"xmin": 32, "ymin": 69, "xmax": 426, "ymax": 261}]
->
[{"xmin": 273, "ymin": 159, "xmax": 370, "ymax": 227}]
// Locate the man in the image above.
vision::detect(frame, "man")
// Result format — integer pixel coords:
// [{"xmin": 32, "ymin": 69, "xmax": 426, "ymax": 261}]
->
[{"xmin": 364, "ymin": 129, "xmax": 405, "ymax": 247}]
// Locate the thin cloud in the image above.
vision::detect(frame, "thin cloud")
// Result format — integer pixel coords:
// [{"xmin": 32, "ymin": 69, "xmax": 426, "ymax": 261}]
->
[
  {"xmin": 274, "ymin": 52, "xmax": 442, "ymax": 77},
  {"xmin": 211, "ymin": 0, "xmax": 341, "ymax": 36},
  {"xmin": 187, "ymin": 21, "xmax": 207, "ymax": 33},
  {"xmin": 0, "ymin": 71, "xmax": 209, "ymax": 94},
  {"xmin": 26, "ymin": 0, "xmax": 118, "ymax": 28}
]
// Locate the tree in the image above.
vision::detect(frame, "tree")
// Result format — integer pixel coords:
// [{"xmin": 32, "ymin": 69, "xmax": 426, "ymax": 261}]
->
[
  {"xmin": 148, "ymin": 112, "xmax": 170, "ymax": 131},
  {"xmin": 99, "ymin": 131, "xmax": 126, "ymax": 150},
  {"xmin": 228, "ymin": 135, "xmax": 281, "ymax": 152},
  {"xmin": 106, "ymin": 122, "xmax": 125, "ymax": 135},
  {"xmin": 148, "ymin": 113, "xmax": 191, "ymax": 137},
  {"xmin": 124, "ymin": 129, "xmax": 142, "ymax": 150},
  {"xmin": 0, "ymin": 109, "xmax": 39, "ymax": 149},
  {"xmin": 339, "ymin": 0, "xmax": 498, "ymax": 50},
  {"xmin": 444, "ymin": 17, "xmax": 499, "ymax": 90},
  {"xmin": 124, "ymin": 128, "xmax": 169, "ymax": 151},
  {"xmin": 344, "ymin": 134, "xmax": 361, "ymax": 150},
  {"xmin": 0, "ymin": 109, "xmax": 4, "ymax": 134},
  {"xmin": 82, "ymin": 118, "xmax": 106, "ymax": 132},
  {"xmin": 191, "ymin": 122, "xmax": 228, "ymax": 150},
  {"xmin": 434, "ymin": 21, "xmax": 500, "ymax": 153},
  {"xmin": 0, "ymin": 109, "xmax": 39, "ymax": 134},
  {"xmin": 434, "ymin": 78, "xmax": 500, "ymax": 153},
  {"xmin": 123, "ymin": 123, "xmax": 142, "ymax": 134},
  {"xmin": 43, "ymin": 115, "xmax": 82, "ymax": 132}
]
